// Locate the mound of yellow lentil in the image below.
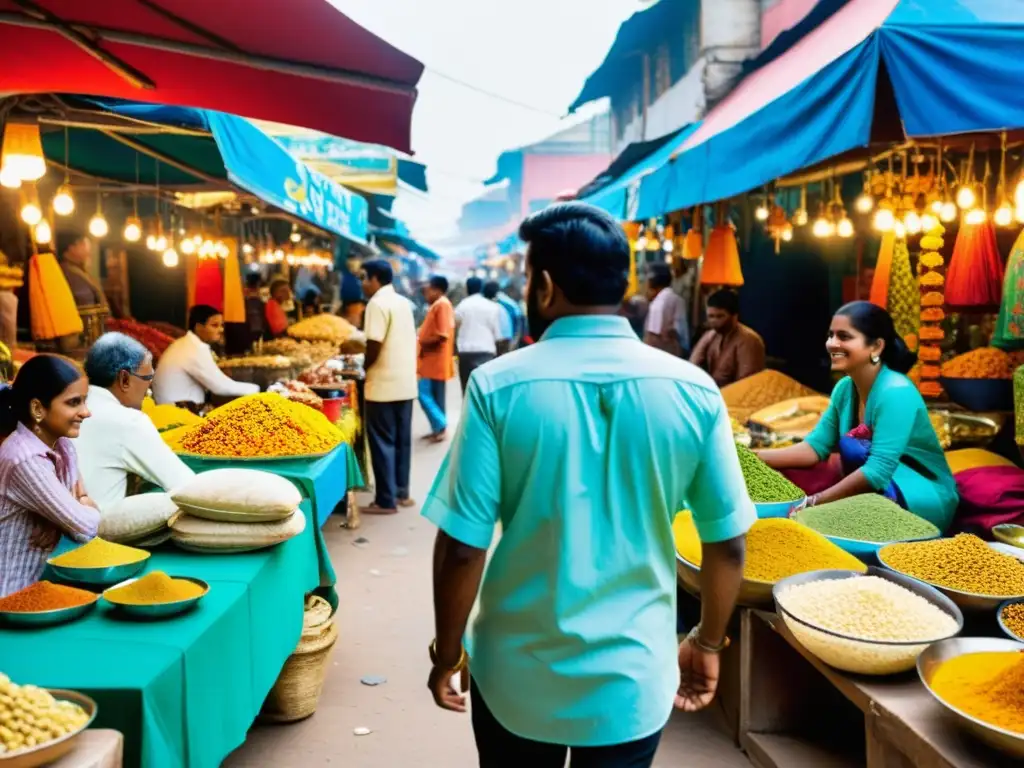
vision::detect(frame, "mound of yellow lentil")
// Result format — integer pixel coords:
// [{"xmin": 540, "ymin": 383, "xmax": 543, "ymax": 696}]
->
[
  {"xmin": 881, "ymin": 534, "xmax": 1024, "ymax": 596},
  {"xmin": 50, "ymin": 538, "xmax": 149, "ymax": 569},
  {"xmin": 104, "ymin": 571, "xmax": 205, "ymax": 605},
  {"xmin": 174, "ymin": 393, "xmax": 344, "ymax": 458},
  {"xmin": 672, "ymin": 511, "xmax": 865, "ymax": 583},
  {"xmin": 1001, "ymin": 602, "xmax": 1024, "ymax": 640},
  {"xmin": 931, "ymin": 651, "xmax": 1024, "ymax": 734},
  {"xmin": 142, "ymin": 401, "xmax": 203, "ymax": 433}
]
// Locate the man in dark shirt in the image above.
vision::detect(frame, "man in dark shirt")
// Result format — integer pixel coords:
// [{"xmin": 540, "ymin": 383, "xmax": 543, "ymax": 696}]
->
[{"xmin": 59, "ymin": 234, "xmax": 107, "ymax": 309}]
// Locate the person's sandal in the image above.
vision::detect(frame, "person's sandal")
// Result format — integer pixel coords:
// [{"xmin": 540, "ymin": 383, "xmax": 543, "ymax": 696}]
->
[
  {"xmin": 363, "ymin": 504, "xmax": 398, "ymax": 515},
  {"xmin": 396, "ymin": 498, "xmax": 417, "ymax": 508}
]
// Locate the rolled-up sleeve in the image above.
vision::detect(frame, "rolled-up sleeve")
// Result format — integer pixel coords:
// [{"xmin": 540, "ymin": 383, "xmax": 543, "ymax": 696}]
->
[
  {"xmin": 685, "ymin": 394, "xmax": 756, "ymax": 543},
  {"xmin": 804, "ymin": 381, "xmax": 845, "ymax": 460},
  {"xmin": 421, "ymin": 377, "xmax": 500, "ymax": 549}
]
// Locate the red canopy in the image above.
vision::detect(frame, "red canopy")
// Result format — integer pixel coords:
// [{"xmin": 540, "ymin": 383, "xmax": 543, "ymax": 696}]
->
[{"xmin": 0, "ymin": 0, "xmax": 423, "ymax": 153}]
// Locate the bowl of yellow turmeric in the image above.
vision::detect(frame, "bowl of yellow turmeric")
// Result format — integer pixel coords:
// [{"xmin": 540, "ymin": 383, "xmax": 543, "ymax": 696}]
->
[
  {"xmin": 102, "ymin": 572, "xmax": 209, "ymax": 619},
  {"xmin": 47, "ymin": 538, "xmax": 150, "ymax": 587}
]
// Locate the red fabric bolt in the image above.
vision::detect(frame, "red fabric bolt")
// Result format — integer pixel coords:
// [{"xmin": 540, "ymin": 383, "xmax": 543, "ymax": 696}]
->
[{"xmin": 946, "ymin": 220, "xmax": 1004, "ymax": 311}]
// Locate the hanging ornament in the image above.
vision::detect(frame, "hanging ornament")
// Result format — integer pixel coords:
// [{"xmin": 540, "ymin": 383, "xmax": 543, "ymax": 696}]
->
[
  {"xmin": 1, "ymin": 121, "xmax": 46, "ymax": 181},
  {"xmin": 701, "ymin": 208, "xmax": 743, "ymax": 286}
]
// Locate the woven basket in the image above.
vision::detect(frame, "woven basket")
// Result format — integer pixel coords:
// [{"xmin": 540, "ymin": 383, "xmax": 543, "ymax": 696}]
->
[{"xmin": 259, "ymin": 595, "xmax": 338, "ymax": 723}]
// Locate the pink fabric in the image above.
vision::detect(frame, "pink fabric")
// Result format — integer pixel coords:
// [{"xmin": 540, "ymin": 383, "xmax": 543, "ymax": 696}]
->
[
  {"xmin": 950, "ymin": 465, "xmax": 1024, "ymax": 538},
  {"xmin": 782, "ymin": 455, "xmax": 844, "ymax": 496}
]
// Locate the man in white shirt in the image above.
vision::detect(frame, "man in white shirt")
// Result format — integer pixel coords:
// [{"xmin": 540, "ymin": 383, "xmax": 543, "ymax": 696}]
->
[
  {"xmin": 361, "ymin": 260, "xmax": 418, "ymax": 515},
  {"xmin": 77, "ymin": 333, "xmax": 195, "ymax": 512},
  {"xmin": 152, "ymin": 305, "xmax": 259, "ymax": 407},
  {"xmin": 454, "ymin": 277, "xmax": 509, "ymax": 393},
  {"xmin": 644, "ymin": 263, "xmax": 687, "ymax": 357}
]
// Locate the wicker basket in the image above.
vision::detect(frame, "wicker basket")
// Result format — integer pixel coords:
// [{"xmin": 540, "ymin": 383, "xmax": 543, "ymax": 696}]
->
[{"xmin": 259, "ymin": 595, "xmax": 338, "ymax": 723}]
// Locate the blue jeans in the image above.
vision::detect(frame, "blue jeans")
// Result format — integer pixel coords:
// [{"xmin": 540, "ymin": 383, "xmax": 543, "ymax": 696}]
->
[
  {"xmin": 418, "ymin": 378, "xmax": 446, "ymax": 433},
  {"xmin": 838, "ymin": 435, "xmax": 905, "ymax": 506}
]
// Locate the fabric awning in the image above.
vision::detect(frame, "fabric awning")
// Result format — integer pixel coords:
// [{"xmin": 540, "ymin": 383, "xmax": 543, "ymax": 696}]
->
[
  {"xmin": 373, "ymin": 229, "xmax": 443, "ymax": 263},
  {"xmin": 636, "ymin": 0, "xmax": 1024, "ymax": 218},
  {"xmin": 0, "ymin": 0, "xmax": 423, "ymax": 153}
]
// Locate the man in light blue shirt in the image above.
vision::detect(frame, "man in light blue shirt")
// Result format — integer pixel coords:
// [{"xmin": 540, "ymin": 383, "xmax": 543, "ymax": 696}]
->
[{"xmin": 423, "ymin": 203, "xmax": 754, "ymax": 766}]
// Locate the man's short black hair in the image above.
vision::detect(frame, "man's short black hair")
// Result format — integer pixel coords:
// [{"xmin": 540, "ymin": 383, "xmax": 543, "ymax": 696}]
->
[
  {"xmin": 245, "ymin": 272, "xmax": 261, "ymax": 289},
  {"xmin": 707, "ymin": 289, "xmax": 740, "ymax": 316},
  {"xmin": 187, "ymin": 304, "xmax": 222, "ymax": 332},
  {"xmin": 428, "ymin": 275, "xmax": 449, "ymax": 293},
  {"xmin": 647, "ymin": 263, "xmax": 672, "ymax": 290},
  {"xmin": 519, "ymin": 202, "xmax": 629, "ymax": 306},
  {"xmin": 57, "ymin": 232, "xmax": 87, "ymax": 259},
  {"xmin": 466, "ymin": 276, "xmax": 483, "ymax": 295},
  {"xmin": 483, "ymin": 280, "xmax": 500, "ymax": 300},
  {"xmin": 362, "ymin": 259, "xmax": 393, "ymax": 286}
]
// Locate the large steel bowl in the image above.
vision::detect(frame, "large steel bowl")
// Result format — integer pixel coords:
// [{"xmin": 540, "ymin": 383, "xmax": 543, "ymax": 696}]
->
[
  {"xmin": 918, "ymin": 637, "xmax": 1024, "ymax": 759},
  {"xmin": 0, "ymin": 599, "xmax": 97, "ymax": 629},
  {"xmin": 47, "ymin": 556, "xmax": 149, "ymax": 587},
  {"xmin": 676, "ymin": 553, "xmax": 775, "ymax": 608},
  {"xmin": 102, "ymin": 576, "xmax": 209, "ymax": 619},
  {"xmin": 997, "ymin": 598, "xmax": 1024, "ymax": 643},
  {"xmin": 0, "ymin": 689, "xmax": 96, "ymax": 768}
]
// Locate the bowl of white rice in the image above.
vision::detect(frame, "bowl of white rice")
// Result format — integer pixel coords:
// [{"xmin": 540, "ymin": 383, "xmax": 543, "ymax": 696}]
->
[{"xmin": 773, "ymin": 567, "xmax": 963, "ymax": 675}]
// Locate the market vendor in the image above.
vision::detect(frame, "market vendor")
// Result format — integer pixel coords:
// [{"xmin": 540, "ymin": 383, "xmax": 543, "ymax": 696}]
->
[
  {"xmin": 0, "ymin": 355, "xmax": 100, "ymax": 597},
  {"xmin": 690, "ymin": 289, "xmax": 765, "ymax": 387},
  {"xmin": 265, "ymin": 279, "xmax": 293, "ymax": 339},
  {"xmin": 59, "ymin": 233, "xmax": 108, "ymax": 310},
  {"xmin": 76, "ymin": 333, "xmax": 195, "ymax": 512},
  {"xmin": 758, "ymin": 302, "xmax": 957, "ymax": 530},
  {"xmin": 152, "ymin": 305, "xmax": 259, "ymax": 408}
]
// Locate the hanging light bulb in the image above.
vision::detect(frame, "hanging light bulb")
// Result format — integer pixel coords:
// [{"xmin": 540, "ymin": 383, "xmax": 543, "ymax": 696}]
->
[
  {"xmin": 635, "ymin": 235, "xmax": 648, "ymax": 250},
  {"xmin": 930, "ymin": 199, "xmax": 944, "ymax": 214},
  {"xmin": 965, "ymin": 208, "xmax": 987, "ymax": 225},
  {"xmin": 956, "ymin": 185, "xmax": 976, "ymax": 210},
  {"xmin": 146, "ymin": 234, "xmax": 158, "ymax": 251},
  {"xmin": 921, "ymin": 213, "xmax": 939, "ymax": 233},
  {"xmin": 33, "ymin": 219, "xmax": 52, "ymax": 245},
  {"xmin": 192, "ymin": 234, "xmax": 203, "ymax": 245},
  {"xmin": 52, "ymin": 185, "xmax": 75, "ymax": 216},
  {"xmin": 0, "ymin": 166, "xmax": 21, "ymax": 189},
  {"xmin": 754, "ymin": 203, "xmax": 769, "ymax": 222},
  {"xmin": 1, "ymin": 122, "xmax": 46, "ymax": 181},
  {"xmin": 995, "ymin": 202, "xmax": 1014, "ymax": 227},
  {"xmin": 289, "ymin": 225, "xmax": 302, "ymax": 243},
  {"xmin": 894, "ymin": 221, "xmax": 907, "ymax": 239},
  {"xmin": 162, "ymin": 248, "xmax": 179, "ymax": 268},
  {"xmin": 1016, "ymin": 178, "xmax": 1024, "ymax": 210},
  {"xmin": 781, "ymin": 225, "xmax": 793, "ymax": 242},
  {"xmin": 88, "ymin": 213, "xmax": 108, "ymax": 238},
  {"xmin": 812, "ymin": 215, "xmax": 833, "ymax": 238},
  {"xmin": 792, "ymin": 209, "xmax": 808, "ymax": 227},
  {"xmin": 242, "ymin": 243, "xmax": 254, "ymax": 255},
  {"xmin": 904, "ymin": 211, "xmax": 922, "ymax": 235},
  {"xmin": 123, "ymin": 216, "xmax": 142, "ymax": 243},
  {"xmin": 873, "ymin": 208, "xmax": 895, "ymax": 232},
  {"xmin": 274, "ymin": 249, "xmax": 285, "ymax": 261},
  {"xmin": 154, "ymin": 235, "xmax": 167, "ymax": 251},
  {"xmin": 837, "ymin": 217, "xmax": 854, "ymax": 238},
  {"xmin": 855, "ymin": 193, "xmax": 873, "ymax": 213},
  {"xmin": 20, "ymin": 203, "xmax": 42, "ymax": 226},
  {"xmin": 180, "ymin": 238, "xmax": 196, "ymax": 255},
  {"xmin": 939, "ymin": 201, "xmax": 958, "ymax": 222}
]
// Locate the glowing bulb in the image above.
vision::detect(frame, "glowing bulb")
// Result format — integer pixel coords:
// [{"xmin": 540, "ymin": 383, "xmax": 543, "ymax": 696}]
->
[
  {"xmin": 216, "ymin": 241, "xmax": 229, "ymax": 258},
  {"xmin": 793, "ymin": 209, "xmax": 809, "ymax": 227},
  {"xmin": 0, "ymin": 166, "xmax": 21, "ymax": 189},
  {"xmin": 662, "ymin": 239, "xmax": 673, "ymax": 252},
  {"xmin": 837, "ymin": 217, "xmax": 854, "ymax": 238},
  {"xmin": 274, "ymin": 249, "xmax": 285, "ymax": 261},
  {"xmin": 812, "ymin": 217, "xmax": 833, "ymax": 238},
  {"xmin": 242, "ymin": 243, "xmax": 254, "ymax": 255},
  {"xmin": 873, "ymin": 208, "xmax": 895, "ymax": 232},
  {"xmin": 155, "ymin": 235, "xmax": 167, "ymax": 251},
  {"xmin": 1017, "ymin": 206, "xmax": 1024, "ymax": 224},
  {"xmin": 192, "ymin": 234, "xmax": 203, "ymax": 245},
  {"xmin": 289, "ymin": 230, "xmax": 302, "ymax": 243},
  {"xmin": 88, "ymin": 214, "xmax": 108, "ymax": 238},
  {"xmin": 995, "ymin": 203, "xmax": 1014, "ymax": 227},
  {"xmin": 894, "ymin": 221, "xmax": 906, "ymax": 239},
  {"xmin": 965, "ymin": 208, "xmax": 987, "ymax": 225},
  {"xmin": 921, "ymin": 213, "xmax": 939, "ymax": 233},
  {"xmin": 1016, "ymin": 179, "xmax": 1024, "ymax": 210},
  {"xmin": 956, "ymin": 186, "xmax": 976, "ymax": 210},
  {"xmin": 754, "ymin": 204, "xmax": 769, "ymax": 222},
  {"xmin": 180, "ymin": 239, "xmax": 196, "ymax": 255},
  {"xmin": 33, "ymin": 220, "xmax": 52, "ymax": 245},
  {"xmin": 20, "ymin": 203, "xmax": 42, "ymax": 226},
  {"xmin": 162, "ymin": 248, "xmax": 179, "ymax": 268},
  {"xmin": 930, "ymin": 199, "xmax": 944, "ymax": 214},
  {"xmin": 781, "ymin": 226, "xmax": 793, "ymax": 242},
  {"xmin": 940, "ymin": 201, "xmax": 957, "ymax": 222},
  {"xmin": 855, "ymin": 194, "xmax": 874, "ymax": 213},
  {"xmin": 904, "ymin": 211, "xmax": 922, "ymax": 235},
  {"xmin": 635, "ymin": 236, "xmax": 648, "ymax": 250},
  {"xmin": 123, "ymin": 217, "xmax": 142, "ymax": 242},
  {"xmin": 52, "ymin": 185, "xmax": 75, "ymax": 216},
  {"xmin": 146, "ymin": 235, "xmax": 157, "ymax": 251}
]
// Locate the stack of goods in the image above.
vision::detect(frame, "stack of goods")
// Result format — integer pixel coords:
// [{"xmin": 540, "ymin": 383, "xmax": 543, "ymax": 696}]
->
[
  {"xmin": 105, "ymin": 318, "xmax": 174, "ymax": 361},
  {"xmin": 287, "ymin": 314, "xmax": 355, "ymax": 344},
  {"xmin": 260, "ymin": 338, "xmax": 337, "ymax": 366},
  {"xmin": 880, "ymin": 534, "xmax": 1024, "ymax": 597},
  {"xmin": 299, "ymin": 359, "xmax": 362, "ymax": 388},
  {"xmin": 0, "ymin": 263, "xmax": 24, "ymax": 290},
  {"xmin": 915, "ymin": 227, "xmax": 948, "ymax": 398},
  {"xmin": 218, "ymin": 355, "xmax": 295, "ymax": 390},
  {"xmin": 97, "ymin": 494, "xmax": 180, "ymax": 547},
  {"xmin": 0, "ymin": 581, "xmax": 96, "ymax": 614},
  {"xmin": 104, "ymin": 571, "xmax": 205, "ymax": 605},
  {"xmin": 673, "ymin": 511, "xmax": 865, "ymax": 583},
  {"xmin": 796, "ymin": 495, "xmax": 939, "ymax": 543},
  {"xmin": 776, "ymin": 575, "xmax": 959, "ymax": 674},
  {"xmin": 0, "ymin": 673, "xmax": 91, "ymax": 756},
  {"xmin": 1000, "ymin": 601, "xmax": 1024, "ymax": 640},
  {"xmin": 736, "ymin": 444, "xmax": 803, "ymax": 504},
  {"xmin": 946, "ymin": 219, "xmax": 1003, "ymax": 312},
  {"xmin": 721, "ymin": 370, "xmax": 820, "ymax": 423},
  {"xmin": 167, "ymin": 393, "xmax": 344, "ymax": 458},
  {"xmin": 169, "ymin": 469, "xmax": 306, "ymax": 552},
  {"xmin": 268, "ymin": 380, "xmax": 324, "ymax": 411},
  {"xmin": 748, "ymin": 396, "xmax": 831, "ymax": 439},
  {"xmin": 941, "ymin": 347, "xmax": 1016, "ymax": 379},
  {"xmin": 930, "ymin": 651, "xmax": 1024, "ymax": 735},
  {"xmin": 143, "ymin": 398, "xmax": 203, "ymax": 433},
  {"xmin": 217, "ymin": 355, "xmax": 292, "ymax": 372}
]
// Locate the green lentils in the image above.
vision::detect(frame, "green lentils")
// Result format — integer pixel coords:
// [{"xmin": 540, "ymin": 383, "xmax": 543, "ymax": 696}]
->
[
  {"xmin": 797, "ymin": 494, "xmax": 939, "ymax": 542},
  {"xmin": 736, "ymin": 444, "xmax": 804, "ymax": 503}
]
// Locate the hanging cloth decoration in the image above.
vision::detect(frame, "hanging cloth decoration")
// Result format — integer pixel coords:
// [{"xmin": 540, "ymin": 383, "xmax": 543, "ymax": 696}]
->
[
  {"xmin": 222, "ymin": 253, "xmax": 246, "ymax": 324},
  {"xmin": 28, "ymin": 252, "xmax": 83, "ymax": 340},
  {"xmin": 946, "ymin": 220, "xmax": 1004, "ymax": 311},
  {"xmin": 869, "ymin": 232, "xmax": 895, "ymax": 309},
  {"xmin": 993, "ymin": 229, "xmax": 1024, "ymax": 350},
  {"xmin": 185, "ymin": 252, "xmax": 198, "ymax": 309},
  {"xmin": 701, "ymin": 224, "xmax": 743, "ymax": 287},
  {"xmin": 683, "ymin": 207, "xmax": 703, "ymax": 261},
  {"xmin": 887, "ymin": 238, "xmax": 920, "ymax": 351},
  {"xmin": 622, "ymin": 222, "xmax": 641, "ymax": 300},
  {"xmin": 193, "ymin": 258, "xmax": 224, "ymax": 311}
]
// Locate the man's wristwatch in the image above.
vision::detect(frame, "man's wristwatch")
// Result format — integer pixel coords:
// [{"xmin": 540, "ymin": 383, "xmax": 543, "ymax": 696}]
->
[
  {"xmin": 686, "ymin": 624, "xmax": 731, "ymax": 654},
  {"xmin": 429, "ymin": 640, "xmax": 468, "ymax": 672}
]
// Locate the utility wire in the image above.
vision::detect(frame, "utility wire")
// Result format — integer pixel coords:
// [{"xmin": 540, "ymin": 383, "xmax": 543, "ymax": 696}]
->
[{"xmin": 426, "ymin": 67, "xmax": 566, "ymax": 118}]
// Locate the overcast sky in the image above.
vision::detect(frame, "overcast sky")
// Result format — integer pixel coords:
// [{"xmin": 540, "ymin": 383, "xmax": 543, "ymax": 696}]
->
[{"xmin": 331, "ymin": 0, "xmax": 643, "ymax": 243}]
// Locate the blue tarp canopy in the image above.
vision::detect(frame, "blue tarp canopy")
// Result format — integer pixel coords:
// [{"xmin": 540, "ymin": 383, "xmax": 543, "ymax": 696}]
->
[
  {"xmin": 373, "ymin": 229, "xmax": 443, "ymax": 263},
  {"xmin": 636, "ymin": 0, "xmax": 1024, "ymax": 219},
  {"xmin": 49, "ymin": 97, "xmax": 368, "ymax": 244}
]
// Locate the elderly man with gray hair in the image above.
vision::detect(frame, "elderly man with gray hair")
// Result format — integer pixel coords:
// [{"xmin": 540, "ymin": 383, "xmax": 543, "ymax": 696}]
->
[{"xmin": 75, "ymin": 332, "xmax": 194, "ymax": 512}]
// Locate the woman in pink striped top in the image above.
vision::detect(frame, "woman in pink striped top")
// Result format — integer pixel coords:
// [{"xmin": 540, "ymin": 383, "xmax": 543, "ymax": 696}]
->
[{"xmin": 0, "ymin": 355, "xmax": 100, "ymax": 597}]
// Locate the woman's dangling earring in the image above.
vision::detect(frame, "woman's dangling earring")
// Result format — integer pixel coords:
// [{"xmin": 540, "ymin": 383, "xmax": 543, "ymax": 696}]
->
[{"xmin": 871, "ymin": 354, "xmax": 881, "ymax": 365}]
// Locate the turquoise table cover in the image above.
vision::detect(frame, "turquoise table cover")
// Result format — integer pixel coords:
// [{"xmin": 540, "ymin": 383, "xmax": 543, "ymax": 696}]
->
[{"xmin": 0, "ymin": 503, "xmax": 320, "ymax": 768}]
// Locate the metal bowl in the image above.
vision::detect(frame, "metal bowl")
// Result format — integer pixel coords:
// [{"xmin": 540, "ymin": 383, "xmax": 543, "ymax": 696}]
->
[
  {"xmin": 102, "ymin": 576, "xmax": 209, "ymax": 619},
  {"xmin": 753, "ymin": 498, "xmax": 804, "ymax": 519},
  {"xmin": 773, "ymin": 567, "xmax": 963, "ymax": 675},
  {"xmin": 997, "ymin": 598, "xmax": 1024, "ymax": 643},
  {"xmin": 993, "ymin": 524, "xmax": 1024, "ymax": 550},
  {"xmin": 47, "ymin": 555, "xmax": 149, "ymax": 587},
  {"xmin": 816, "ymin": 531, "xmax": 941, "ymax": 560},
  {"xmin": 878, "ymin": 540, "xmax": 1024, "ymax": 611},
  {"xmin": 0, "ymin": 597, "xmax": 97, "ymax": 629},
  {"xmin": 918, "ymin": 637, "xmax": 1024, "ymax": 759},
  {"xmin": 0, "ymin": 689, "xmax": 97, "ymax": 768},
  {"xmin": 676, "ymin": 553, "xmax": 775, "ymax": 608}
]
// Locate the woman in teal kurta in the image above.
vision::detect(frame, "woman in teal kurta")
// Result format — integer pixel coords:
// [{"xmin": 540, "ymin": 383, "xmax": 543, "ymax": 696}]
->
[{"xmin": 760, "ymin": 302, "xmax": 958, "ymax": 530}]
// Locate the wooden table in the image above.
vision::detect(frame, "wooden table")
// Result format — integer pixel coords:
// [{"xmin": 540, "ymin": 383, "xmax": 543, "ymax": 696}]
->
[
  {"xmin": 740, "ymin": 610, "xmax": 1007, "ymax": 768},
  {"xmin": 52, "ymin": 730, "xmax": 124, "ymax": 768}
]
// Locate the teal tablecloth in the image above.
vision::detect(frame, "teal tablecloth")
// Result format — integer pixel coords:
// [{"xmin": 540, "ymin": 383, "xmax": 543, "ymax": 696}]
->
[{"xmin": 0, "ymin": 507, "xmax": 320, "ymax": 768}]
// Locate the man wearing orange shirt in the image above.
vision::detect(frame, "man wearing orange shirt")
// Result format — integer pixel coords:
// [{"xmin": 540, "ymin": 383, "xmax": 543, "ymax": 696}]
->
[{"xmin": 418, "ymin": 275, "xmax": 455, "ymax": 442}]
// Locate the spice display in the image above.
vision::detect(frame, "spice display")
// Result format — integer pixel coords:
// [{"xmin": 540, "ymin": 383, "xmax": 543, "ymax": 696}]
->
[
  {"xmin": 104, "ymin": 571, "xmax": 205, "ymax": 605},
  {"xmin": 299, "ymin": 358, "xmax": 364, "ymax": 387},
  {"xmin": 919, "ymin": 381, "xmax": 944, "ymax": 397},
  {"xmin": 673, "ymin": 511, "xmax": 865, "ymax": 583},
  {"xmin": 721, "ymin": 370, "xmax": 820, "ymax": 422},
  {"xmin": 748, "ymin": 395, "xmax": 830, "ymax": 438},
  {"xmin": 736, "ymin": 444, "xmax": 803, "ymax": 502},
  {"xmin": 930, "ymin": 651, "xmax": 1024, "ymax": 734},
  {"xmin": 49, "ymin": 538, "xmax": 149, "ymax": 569},
  {"xmin": 1000, "ymin": 602, "xmax": 1024, "ymax": 639},
  {"xmin": 921, "ymin": 235, "xmax": 944, "ymax": 251},
  {"xmin": 928, "ymin": 411, "xmax": 952, "ymax": 449},
  {"xmin": 941, "ymin": 347, "xmax": 1014, "ymax": 379},
  {"xmin": 0, "ymin": 673, "xmax": 91, "ymax": 756},
  {"xmin": 920, "ymin": 251, "xmax": 945, "ymax": 269},
  {"xmin": 105, "ymin": 318, "xmax": 174, "ymax": 361},
  {"xmin": 945, "ymin": 448, "xmax": 1015, "ymax": 474},
  {"xmin": 142, "ymin": 399, "xmax": 203, "ymax": 433},
  {"xmin": 260, "ymin": 338, "xmax": 337, "ymax": 365},
  {"xmin": 287, "ymin": 314, "xmax": 355, "ymax": 343},
  {"xmin": 796, "ymin": 495, "xmax": 939, "ymax": 542},
  {"xmin": 268, "ymin": 380, "xmax": 323, "ymax": 410},
  {"xmin": 881, "ymin": 534, "xmax": 1024, "ymax": 596},
  {"xmin": 174, "ymin": 392, "xmax": 344, "ymax": 457},
  {"xmin": 0, "ymin": 581, "xmax": 97, "ymax": 612},
  {"xmin": 218, "ymin": 355, "xmax": 293, "ymax": 370}
]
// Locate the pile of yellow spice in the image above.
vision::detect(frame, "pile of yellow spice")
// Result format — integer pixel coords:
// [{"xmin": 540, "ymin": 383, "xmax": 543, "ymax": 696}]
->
[
  {"xmin": 49, "ymin": 538, "xmax": 149, "ymax": 569},
  {"xmin": 142, "ymin": 398, "xmax": 203, "ymax": 433},
  {"xmin": 931, "ymin": 651, "xmax": 1024, "ymax": 734},
  {"xmin": 104, "ymin": 571, "xmax": 205, "ymax": 606},
  {"xmin": 172, "ymin": 393, "xmax": 344, "ymax": 458},
  {"xmin": 880, "ymin": 534, "xmax": 1024, "ymax": 597}
]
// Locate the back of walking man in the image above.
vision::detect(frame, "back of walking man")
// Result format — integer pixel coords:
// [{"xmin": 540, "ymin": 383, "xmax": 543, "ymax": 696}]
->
[
  {"xmin": 423, "ymin": 202, "xmax": 754, "ymax": 766},
  {"xmin": 361, "ymin": 260, "xmax": 418, "ymax": 514},
  {"xmin": 454, "ymin": 277, "xmax": 508, "ymax": 393}
]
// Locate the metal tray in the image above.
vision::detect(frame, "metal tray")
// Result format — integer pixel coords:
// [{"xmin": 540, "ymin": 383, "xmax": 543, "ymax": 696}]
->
[
  {"xmin": 997, "ymin": 598, "xmax": 1024, "ymax": 643},
  {"xmin": 0, "ymin": 689, "xmax": 96, "ymax": 767},
  {"xmin": 47, "ymin": 556, "xmax": 149, "ymax": 587},
  {"xmin": 103, "ymin": 576, "xmax": 209, "ymax": 619},
  {"xmin": 0, "ymin": 598, "xmax": 97, "ymax": 628}
]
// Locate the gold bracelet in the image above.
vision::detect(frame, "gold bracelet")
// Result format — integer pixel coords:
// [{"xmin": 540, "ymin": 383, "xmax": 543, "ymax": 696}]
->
[{"xmin": 429, "ymin": 640, "xmax": 468, "ymax": 672}]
